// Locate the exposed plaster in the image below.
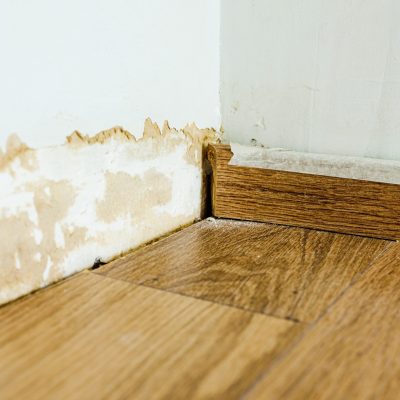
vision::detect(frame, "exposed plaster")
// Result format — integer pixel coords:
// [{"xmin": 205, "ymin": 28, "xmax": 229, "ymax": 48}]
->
[{"xmin": 0, "ymin": 119, "xmax": 218, "ymax": 305}]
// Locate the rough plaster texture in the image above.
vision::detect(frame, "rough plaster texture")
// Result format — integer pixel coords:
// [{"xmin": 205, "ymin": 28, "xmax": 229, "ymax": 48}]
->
[{"xmin": 0, "ymin": 120, "xmax": 216, "ymax": 305}]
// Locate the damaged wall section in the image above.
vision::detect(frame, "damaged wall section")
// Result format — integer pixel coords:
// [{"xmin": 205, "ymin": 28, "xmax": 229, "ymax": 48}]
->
[{"xmin": 0, "ymin": 119, "xmax": 217, "ymax": 305}]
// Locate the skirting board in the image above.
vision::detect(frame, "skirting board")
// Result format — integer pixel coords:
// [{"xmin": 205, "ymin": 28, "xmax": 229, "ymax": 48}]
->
[{"xmin": 208, "ymin": 144, "xmax": 400, "ymax": 240}]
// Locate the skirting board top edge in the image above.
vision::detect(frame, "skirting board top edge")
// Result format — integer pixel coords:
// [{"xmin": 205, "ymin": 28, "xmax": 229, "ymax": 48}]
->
[{"xmin": 229, "ymin": 142, "xmax": 400, "ymax": 185}]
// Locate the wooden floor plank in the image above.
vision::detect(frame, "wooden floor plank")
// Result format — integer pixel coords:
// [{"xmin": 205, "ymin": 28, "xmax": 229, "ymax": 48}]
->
[
  {"xmin": 246, "ymin": 243, "xmax": 400, "ymax": 400},
  {"xmin": 0, "ymin": 271, "xmax": 300, "ymax": 400},
  {"xmin": 208, "ymin": 144, "xmax": 400, "ymax": 240},
  {"xmin": 97, "ymin": 219, "xmax": 390, "ymax": 322}
]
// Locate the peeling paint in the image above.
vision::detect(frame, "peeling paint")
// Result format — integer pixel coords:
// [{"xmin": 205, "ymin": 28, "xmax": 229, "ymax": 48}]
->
[{"xmin": 0, "ymin": 119, "xmax": 218, "ymax": 305}]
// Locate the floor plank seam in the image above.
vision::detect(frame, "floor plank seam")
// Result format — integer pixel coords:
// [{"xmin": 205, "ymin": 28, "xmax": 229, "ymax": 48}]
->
[
  {"xmin": 0, "ymin": 271, "xmax": 90, "ymax": 311},
  {"xmin": 90, "ymin": 270, "xmax": 302, "ymax": 324},
  {"xmin": 239, "ymin": 240, "xmax": 396, "ymax": 399}
]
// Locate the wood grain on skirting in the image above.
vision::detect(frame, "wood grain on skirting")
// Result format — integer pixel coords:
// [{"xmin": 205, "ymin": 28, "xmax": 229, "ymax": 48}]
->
[
  {"xmin": 208, "ymin": 144, "xmax": 400, "ymax": 240},
  {"xmin": 97, "ymin": 219, "xmax": 390, "ymax": 322},
  {"xmin": 0, "ymin": 272, "xmax": 300, "ymax": 400},
  {"xmin": 247, "ymin": 243, "xmax": 400, "ymax": 400}
]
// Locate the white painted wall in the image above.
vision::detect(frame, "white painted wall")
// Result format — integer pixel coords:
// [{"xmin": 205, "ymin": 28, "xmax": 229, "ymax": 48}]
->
[
  {"xmin": 0, "ymin": 0, "xmax": 220, "ymax": 148},
  {"xmin": 221, "ymin": 0, "xmax": 400, "ymax": 160},
  {"xmin": 4, "ymin": 1, "xmax": 399, "ymax": 160}
]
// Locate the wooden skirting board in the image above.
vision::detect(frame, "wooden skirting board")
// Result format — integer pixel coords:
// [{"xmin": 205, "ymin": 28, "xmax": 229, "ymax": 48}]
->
[{"xmin": 208, "ymin": 144, "xmax": 400, "ymax": 240}]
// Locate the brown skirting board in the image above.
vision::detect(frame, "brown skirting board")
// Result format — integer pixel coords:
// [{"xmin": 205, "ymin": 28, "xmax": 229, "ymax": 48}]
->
[{"xmin": 208, "ymin": 144, "xmax": 400, "ymax": 240}]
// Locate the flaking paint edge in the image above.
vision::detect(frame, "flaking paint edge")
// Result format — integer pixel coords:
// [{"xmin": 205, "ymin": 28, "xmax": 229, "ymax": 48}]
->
[{"xmin": 0, "ymin": 119, "xmax": 219, "ymax": 305}]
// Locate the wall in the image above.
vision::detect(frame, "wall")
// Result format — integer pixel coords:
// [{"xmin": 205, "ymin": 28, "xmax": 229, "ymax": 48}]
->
[
  {"xmin": 0, "ymin": 0, "xmax": 220, "ymax": 148},
  {"xmin": 0, "ymin": 1, "xmax": 220, "ymax": 304},
  {"xmin": 0, "ymin": 121, "xmax": 217, "ymax": 305},
  {"xmin": 221, "ymin": 0, "xmax": 400, "ymax": 160}
]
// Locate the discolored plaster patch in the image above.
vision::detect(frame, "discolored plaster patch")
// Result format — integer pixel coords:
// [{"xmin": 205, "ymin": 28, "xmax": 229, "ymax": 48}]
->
[
  {"xmin": 0, "ymin": 119, "xmax": 219, "ymax": 305},
  {"xmin": 0, "ymin": 134, "xmax": 38, "ymax": 173},
  {"xmin": 0, "ymin": 213, "xmax": 40, "ymax": 303},
  {"xmin": 97, "ymin": 170, "xmax": 172, "ymax": 224},
  {"xmin": 0, "ymin": 179, "xmax": 86, "ymax": 303},
  {"xmin": 31, "ymin": 180, "xmax": 78, "ymax": 285}
]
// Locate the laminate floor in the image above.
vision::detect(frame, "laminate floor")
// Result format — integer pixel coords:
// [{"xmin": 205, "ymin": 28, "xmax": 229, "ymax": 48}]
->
[{"xmin": 0, "ymin": 218, "xmax": 398, "ymax": 399}]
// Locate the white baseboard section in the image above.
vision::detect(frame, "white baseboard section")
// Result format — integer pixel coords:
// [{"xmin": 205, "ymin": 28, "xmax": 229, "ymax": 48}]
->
[
  {"xmin": 0, "ymin": 119, "xmax": 217, "ymax": 305},
  {"xmin": 230, "ymin": 143, "xmax": 400, "ymax": 184}
]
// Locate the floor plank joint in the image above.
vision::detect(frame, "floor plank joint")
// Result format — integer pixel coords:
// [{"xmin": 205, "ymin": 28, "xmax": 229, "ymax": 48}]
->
[{"xmin": 0, "ymin": 218, "xmax": 398, "ymax": 399}]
